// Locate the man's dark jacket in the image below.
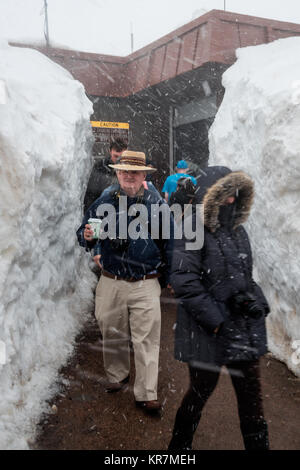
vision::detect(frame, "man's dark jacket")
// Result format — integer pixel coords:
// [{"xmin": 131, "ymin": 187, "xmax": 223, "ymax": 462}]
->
[
  {"xmin": 77, "ymin": 184, "xmax": 174, "ymax": 286},
  {"xmin": 171, "ymin": 166, "xmax": 270, "ymax": 365}
]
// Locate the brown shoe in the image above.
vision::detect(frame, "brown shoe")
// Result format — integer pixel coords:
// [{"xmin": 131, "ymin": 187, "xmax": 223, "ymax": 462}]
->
[
  {"xmin": 105, "ymin": 375, "xmax": 129, "ymax": 393},
  {"xmin": 135, "ymin": 400, "xmax": 161, "ymax": 413}
]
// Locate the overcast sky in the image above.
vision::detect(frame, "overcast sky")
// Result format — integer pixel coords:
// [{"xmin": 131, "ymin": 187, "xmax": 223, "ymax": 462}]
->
[{"xmin": 1, "ymin": 0, "xmax": 300, "ymax": 56}]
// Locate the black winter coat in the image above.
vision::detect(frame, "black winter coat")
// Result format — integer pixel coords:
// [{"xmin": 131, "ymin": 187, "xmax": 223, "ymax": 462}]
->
[{"xmin": 171, "ymin": 167, "xmax": 270, "ymax": 366}]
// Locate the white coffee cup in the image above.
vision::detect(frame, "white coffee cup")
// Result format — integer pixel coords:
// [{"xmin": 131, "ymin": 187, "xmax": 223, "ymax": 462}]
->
[{"xmin": 88, "ymin": 218, "xmax": 102, "ymax": 239}]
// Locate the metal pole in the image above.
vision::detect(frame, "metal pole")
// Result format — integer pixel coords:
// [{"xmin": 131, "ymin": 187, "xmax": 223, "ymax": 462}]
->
[
  {"xmin": 224, "ymin": 0, "xmax": 226, "ymax": 11},
  {"xmin": 169, "ymin": 106, "xmax": 174, "ymax": 174},
  {"xmin": 130, "ymin": 22, "xmax": 134, "ymax": 53},
  {"xmin": 44, "ymin": 0, "xmax": 50, "ymax": 48}
]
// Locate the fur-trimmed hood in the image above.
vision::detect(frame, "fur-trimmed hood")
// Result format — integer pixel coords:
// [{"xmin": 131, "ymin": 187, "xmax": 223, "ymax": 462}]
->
[{"xmin": 198, "ymin": 167, "xmax": 254, "ymax": 232}]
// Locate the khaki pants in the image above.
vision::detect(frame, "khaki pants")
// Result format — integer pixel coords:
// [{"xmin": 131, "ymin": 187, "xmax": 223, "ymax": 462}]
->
[{"xmin": 95, "ymin": 275, "xmax": 161, "ymax": 401}]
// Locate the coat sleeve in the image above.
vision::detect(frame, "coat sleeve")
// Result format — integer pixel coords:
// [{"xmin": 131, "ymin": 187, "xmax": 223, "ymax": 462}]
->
[
  {"xmin": 251, "ymin": 281, "xmax": 270, "ymax": 317},
  {"xmin": 237, "ymin": 226, "xmax": 270, "ymax": 317},
  {"xmin": 159, "ymin": 205, "xmax": 174, "ymax": 287},
  {"xmin": 170, "ymin": 236, "xmax": 225, "ymax": 333},
  {"xmin": 162, "ymin": 176, "xmax": 170, "ymax": 194},
  {"xmin": 76, "ymin": 196, "xmax": 105, "ymax": 251},
  {"xmin": 151, "ymin": 200, "xmax": 174, "ymax": 288}
]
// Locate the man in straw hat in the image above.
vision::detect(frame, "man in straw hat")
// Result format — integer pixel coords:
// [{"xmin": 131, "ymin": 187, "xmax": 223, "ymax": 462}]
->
[{"xmin": 77, "ymin": 151, "xmax": 174, "ymax": 413}]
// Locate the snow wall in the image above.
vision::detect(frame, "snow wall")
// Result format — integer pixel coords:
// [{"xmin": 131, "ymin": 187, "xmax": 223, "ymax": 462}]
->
[
  {"xmin": 209, "ymin": 37, "xmax": 300, "ymax": 377},
  {"xmin": 0, "ymin": 40, "xmax": 97, "ymax": 449}
]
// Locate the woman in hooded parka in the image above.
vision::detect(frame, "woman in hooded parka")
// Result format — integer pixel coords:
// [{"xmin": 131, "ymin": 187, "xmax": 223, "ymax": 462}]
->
[{"xmin": 168, "ymin": 166, "xmax": 270, "ymax": 450}]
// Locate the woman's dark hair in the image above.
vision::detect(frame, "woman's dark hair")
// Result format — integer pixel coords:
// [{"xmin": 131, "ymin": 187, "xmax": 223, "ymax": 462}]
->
[
  {"xmin": 109, "ymin": 138, "xmax": 128, "ymax": 152},
  {"xmin": 170, "ymin": 177, "xmax": 196, "ymax": 207},
  {"xmin": 177, "ymin": 177, "xmax": 196, "ymax": 195}
]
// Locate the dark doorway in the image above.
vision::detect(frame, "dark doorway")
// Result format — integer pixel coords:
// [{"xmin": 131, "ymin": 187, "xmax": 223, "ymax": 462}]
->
[{"xmin": 174, "ymin": 118, "xmax": 214, "ymax": 176}]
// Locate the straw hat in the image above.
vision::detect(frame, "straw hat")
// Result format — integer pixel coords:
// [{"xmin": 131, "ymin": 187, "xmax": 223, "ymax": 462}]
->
[{"xmin": 109, "ymin": 150, "xmax": 157, "ymax": 173}]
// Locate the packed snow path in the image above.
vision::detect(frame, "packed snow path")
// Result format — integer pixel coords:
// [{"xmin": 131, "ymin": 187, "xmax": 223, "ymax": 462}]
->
[{"xmin": 34, "ymin": 291, "xmax": 300, "ymax": 450}]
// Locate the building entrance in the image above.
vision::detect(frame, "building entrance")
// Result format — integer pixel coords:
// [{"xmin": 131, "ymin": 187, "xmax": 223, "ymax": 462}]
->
[{"xmin": 174, "ymin": 118, "xmax": 214, "ymax": 176}]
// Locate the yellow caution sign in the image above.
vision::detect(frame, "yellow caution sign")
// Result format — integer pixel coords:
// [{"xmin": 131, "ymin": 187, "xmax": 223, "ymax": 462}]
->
[{"xmin": 91, "ymin": 121, "xmax": 129, "ymax": 129}]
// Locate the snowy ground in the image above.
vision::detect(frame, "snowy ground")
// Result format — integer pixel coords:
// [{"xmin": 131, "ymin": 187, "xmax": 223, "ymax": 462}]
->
[
  {"xmin": 0, "ymin": 40, "xmax": 96, "ymax": 449},
  {"xmin": 209, "ymin": 37, "xmax": 300, "ymax": 377}
]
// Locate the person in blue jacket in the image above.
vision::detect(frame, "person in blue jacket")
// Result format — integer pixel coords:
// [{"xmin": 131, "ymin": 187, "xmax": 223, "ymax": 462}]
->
[
  {"xmin": 77, "ymin": 151, "xmax": 174, "ymax": 414},
  {"xmin": 162, "ymin": 160, "xmax": 197, "ymax": 203}
]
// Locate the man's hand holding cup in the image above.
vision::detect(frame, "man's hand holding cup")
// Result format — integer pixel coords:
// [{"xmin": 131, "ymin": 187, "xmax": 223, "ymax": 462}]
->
[{"xmin": 84, "ymin": 224, "xmax": 94, "ymax": 241}]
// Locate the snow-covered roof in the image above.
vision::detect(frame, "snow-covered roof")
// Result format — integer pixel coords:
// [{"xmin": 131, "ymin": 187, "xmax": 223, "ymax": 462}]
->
[{"xmin": 10, "ymin": 10, "xmax": 300, "ymax": 97}]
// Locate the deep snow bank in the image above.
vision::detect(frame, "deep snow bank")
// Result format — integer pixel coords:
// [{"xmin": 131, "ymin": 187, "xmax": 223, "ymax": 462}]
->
[
  {"xmin": 209, "ymin": 37, "xmax": 300, "ymax": 377},
  {"xmin": 0, "ymin": 40, "xmax": 96, "ymax": 448}
]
